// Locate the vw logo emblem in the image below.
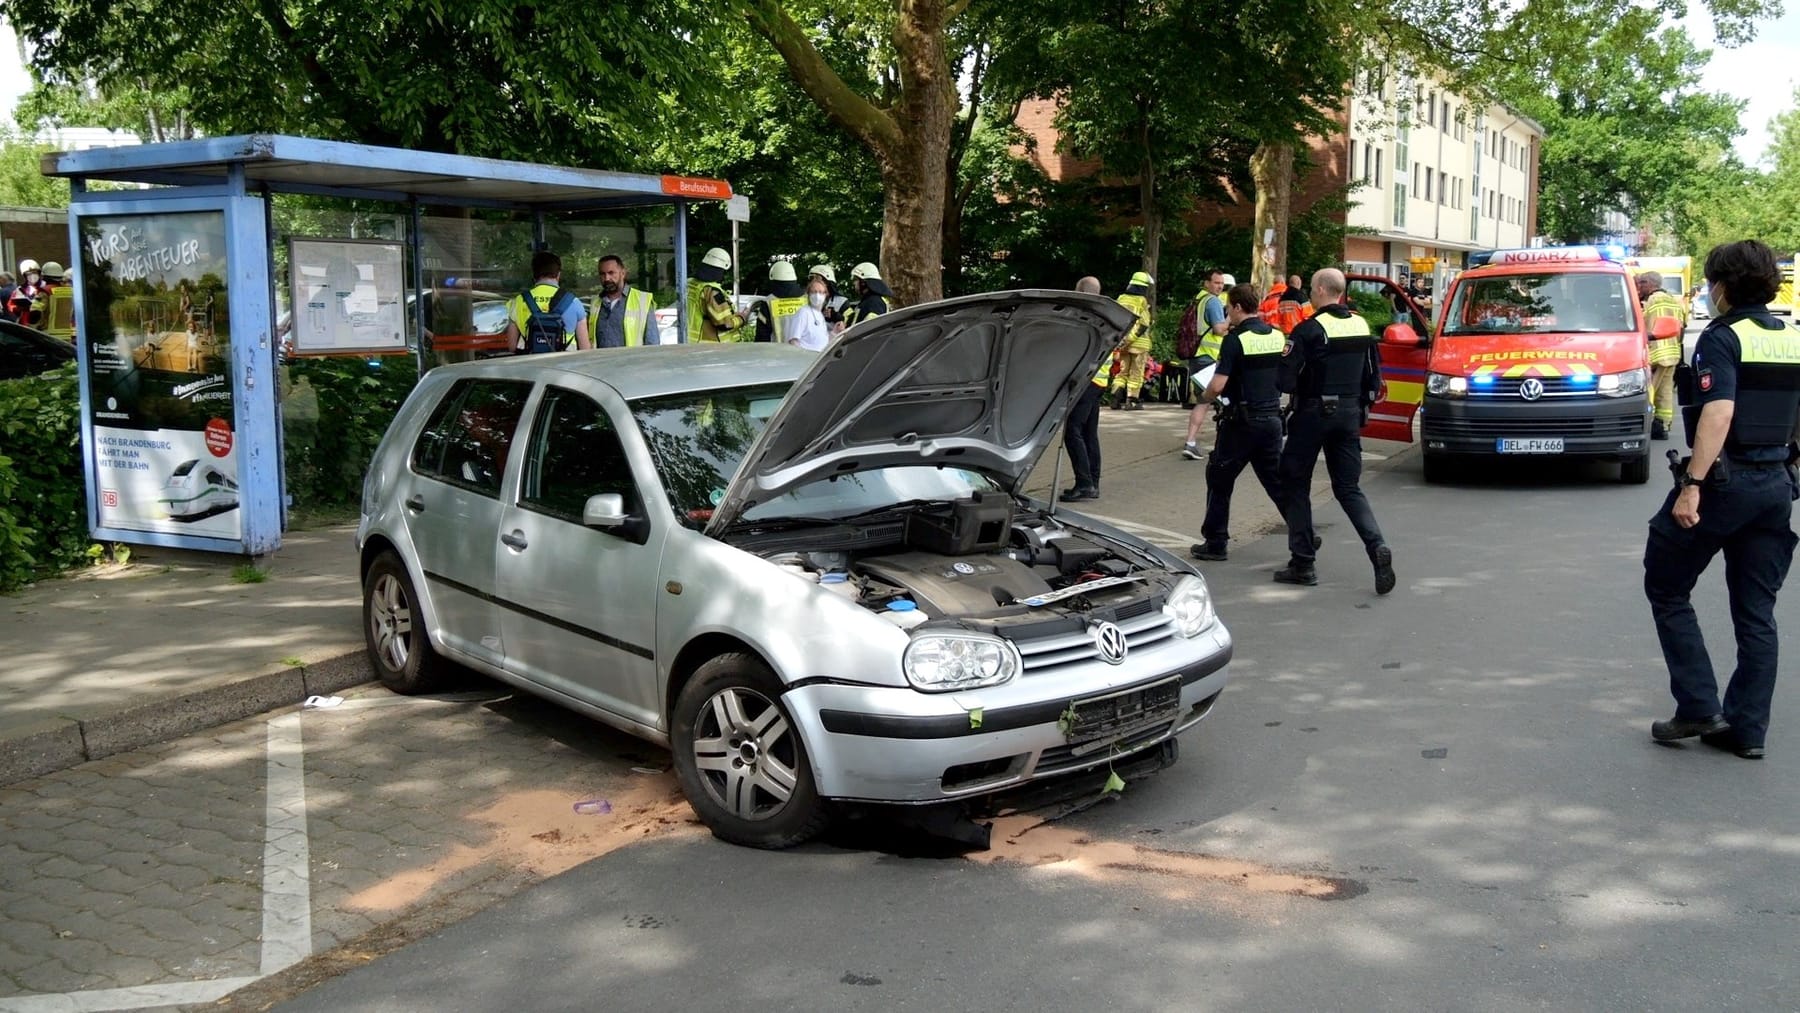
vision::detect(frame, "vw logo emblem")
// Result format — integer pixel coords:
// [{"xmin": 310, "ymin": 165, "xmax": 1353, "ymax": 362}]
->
[
  {"xmin": 1091, "ymin": 621, "xmax": 1128, "ymax": 665},
  {"xmin": 1518, "ymin": 378, "xmax": 1545, "ymax": 401},
  {"xmin": 952, "ymin": 562, "xmax": 976, "ymax": 575}
]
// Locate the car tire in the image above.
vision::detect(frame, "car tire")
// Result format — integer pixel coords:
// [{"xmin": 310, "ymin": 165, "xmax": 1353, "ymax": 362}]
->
[
  {"xmin": 671, "ymin": 653, "xmax": 830, "ymax": 849},
  {"xmin": 1621, "ymin": 453, "xmax": 1651, "ymax": 485},
  {"xmin": 1422, "ymin": 452, "xmax": 1452, "ymax": 484},
  {"xmin": 363, "ymin": 552, "xmax": 446, "ymax": 695}
]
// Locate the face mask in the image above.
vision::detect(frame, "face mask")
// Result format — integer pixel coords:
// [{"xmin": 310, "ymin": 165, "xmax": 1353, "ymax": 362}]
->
[{"xmin": 808, "ymin": 292, "xmax": 826, "ymax": 309}]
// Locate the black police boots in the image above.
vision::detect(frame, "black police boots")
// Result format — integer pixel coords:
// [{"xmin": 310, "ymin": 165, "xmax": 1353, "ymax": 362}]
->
[
  {"xmin": 1273, "ymin": 560, "xmax": 1318, "ymax": 586},
  {"xmin": 1190, "ymin": 542, "xmax": 1227, "ymax": 562}
]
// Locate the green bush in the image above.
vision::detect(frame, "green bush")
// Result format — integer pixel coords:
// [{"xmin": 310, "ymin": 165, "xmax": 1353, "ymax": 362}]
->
[
  {"xmin": 285, "ymin": 355, "xmax": 420, "ymax": 508},
  {"xmin": 1347, "ymin": 289, "xmax": 1396, "ymax": 331},
  {"xmin": 0, "ymin": 364, "xmax": 89, "ymax": 591}
]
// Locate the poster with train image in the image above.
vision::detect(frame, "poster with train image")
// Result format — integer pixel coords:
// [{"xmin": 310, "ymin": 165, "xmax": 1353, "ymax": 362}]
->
[{"xmin": 80, "ymin": 211, "xmax": 242, "ymax": 539}]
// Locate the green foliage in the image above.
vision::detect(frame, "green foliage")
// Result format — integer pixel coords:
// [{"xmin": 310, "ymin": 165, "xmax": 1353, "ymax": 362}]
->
[
  {"xmin": 0, "ymin": 132, "xmax": 71, "ymax": 208},
  {"xmin": 230, "ymin": 564, "xmax": 269, "ymax": 584},
  {"xmin": 1347, "ymin": 289, "xmax": 1395, "ymax": 331},
  {"xmin": 0, "ymin": 364, "xmax": 90, "ymax": 591},
  {"xmin": 4, "ymin": 0, "xmax": 715, "ymax": 169},
  {"xmin": 284, "ymin": 356, "xmax": 420, "ymax": 509}
]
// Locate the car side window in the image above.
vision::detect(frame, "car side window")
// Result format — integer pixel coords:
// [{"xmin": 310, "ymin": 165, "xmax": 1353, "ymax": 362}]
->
[
  {"xmin": 521, "ymin": 386, "xmax": 641, "ymax": 522},
  {"xmin": 409, "ymin": 378, "xmax": 532, "ymax": 497},
  {"xmin": 0, "ymin": 329, "xmax": 62, "ymax": 380}
]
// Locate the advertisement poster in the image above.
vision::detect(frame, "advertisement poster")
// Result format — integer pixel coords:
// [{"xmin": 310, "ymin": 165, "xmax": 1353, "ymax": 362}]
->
[
  {"xmin": 288, "ymin": 238, "xmax": 407, "ymax": 355},
  {"xmin": 80, "ymin": 211, "xmax": 241, "ymax": 540}
]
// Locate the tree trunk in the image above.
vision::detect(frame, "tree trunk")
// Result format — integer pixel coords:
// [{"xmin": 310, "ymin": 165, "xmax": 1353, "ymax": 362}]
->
[
  {"xmin": 745, "ymin": 0, "xmax": 953, "ymax": 305},
  {"xmin": 1250, "ymin": 141, "xmax": 1295, "ymax": 293}
]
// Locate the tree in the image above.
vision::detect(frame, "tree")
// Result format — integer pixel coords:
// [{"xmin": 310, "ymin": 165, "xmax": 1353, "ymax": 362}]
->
[
  {"xmin": 1488, "ymin": 2, "xmax": 1742, "ymax": 243},
  {"xmin": 740, "ymin": 0, "xmax": 961, "ymax": 305},
  {"xmin": 3, "ymin": 0, "xmax": 713, "ymax": 168},
  {"xmin": 0, "ymin": 132, "xmax": 70, "ymax": 207}
]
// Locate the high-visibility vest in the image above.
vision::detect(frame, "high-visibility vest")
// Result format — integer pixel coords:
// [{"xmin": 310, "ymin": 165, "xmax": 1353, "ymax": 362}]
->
[
  {"xmin": 687, "ymin": 280, "xmax": 743, "ymax": 342},
  {"xmin": 1196, "ymin": 292, "xmax": 1226, "ymax": 360},
  {"xmin": 1116, "ymin": 293, "xmax": 1152, "ymax": 351},
  {"xmin": 768, "ymin": 294, "xmax": 807, "ymax": 342},
  {"xmin": 1725, "ymin": 316, "xmax": 1800, "ymax": 447},
  {"xmin": 1644, "ymin": 291, "xmax": 1686, "ymax": 367},
  {"xmin": 591, "ymin": 287, "xmax": 656, "ymax": 347},
  {"xmin": 1315, "ymin": 311, "xmax": 1376, "ymax": 396},
  {"xmin": 510, "ymin": 282, "xmax": 579, "ymax": 346}
]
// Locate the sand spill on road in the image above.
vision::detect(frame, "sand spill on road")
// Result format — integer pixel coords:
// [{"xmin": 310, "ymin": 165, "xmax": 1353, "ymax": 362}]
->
[
  {"xmin": 344, "ymin": 775, "xmax": 703, "ymax": 913},
  {"xmin": 969, "ymin": 814, "xmax": 1365, "ymax": 902}
]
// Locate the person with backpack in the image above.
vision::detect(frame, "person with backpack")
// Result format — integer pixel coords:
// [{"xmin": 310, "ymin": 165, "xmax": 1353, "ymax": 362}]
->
[
  {"xmin": 1180, "ymin": 268, "xmax": 1230, "ymax": 458},
  {"xmin": 505, "ymin": 250, "xmax": 590, "ymax": 354}
]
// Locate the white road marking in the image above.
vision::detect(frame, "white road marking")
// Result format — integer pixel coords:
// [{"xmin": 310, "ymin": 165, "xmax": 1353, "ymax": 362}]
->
[
  {"xmin": 0, "ymin": 977, "xmax": 260, "ymax": 1012},
  {"xmin": 260, "ymin": 713, "xmax": 313, "ymax": 976}
]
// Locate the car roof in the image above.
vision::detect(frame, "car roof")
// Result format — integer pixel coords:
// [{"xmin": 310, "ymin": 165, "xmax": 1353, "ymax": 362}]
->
[{"xmin": 423, "ymin": 344, "xmax": 815, "ymax": 400}]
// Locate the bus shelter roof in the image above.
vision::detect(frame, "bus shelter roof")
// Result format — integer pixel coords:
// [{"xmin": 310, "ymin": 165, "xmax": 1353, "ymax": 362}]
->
[{"xmin": 40, "ymin": 134, "xmax": 733, "ymax": 212}]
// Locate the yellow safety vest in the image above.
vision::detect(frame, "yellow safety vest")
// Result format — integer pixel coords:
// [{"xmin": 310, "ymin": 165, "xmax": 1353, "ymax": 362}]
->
[
  {"xmin": 768, "ymin": 294, "xmax": 807, "ymax": 342},
  {"xmin": 1644, "ymin": 291, "xmax": 1686, "ymax": 367},
  {"xmin": 1116, "ymin": 293, "xmax": 1152, "ymax": 351},
  {"xmin": 687, "ymin": 280, "xmax": 743, "ymax": 342},
  {"xmin": 509, "ymin": 282, "xmax": 578, "ymax": 345},
  {"xmin": 1237, "ymin": 328, "xmax": 1287, "ymax": 356},
  {"xmin": 1196, "ymin": 292, "xmax": 1226, "ymax": 360},
  {"xmin": 590, "ymin": 287, "xmax": 656, "ymax": 347}
]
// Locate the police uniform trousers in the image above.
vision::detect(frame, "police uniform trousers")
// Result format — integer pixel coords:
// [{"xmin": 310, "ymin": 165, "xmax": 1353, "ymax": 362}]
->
[
  {"xmin": 1200, "ymin": 411, "xmax": 1283, "ymax": 546},
  {"xmin": 1643, "ymin": 463, "xmax": 1798, "ymax": 747},
  {"xmin": 1063, "ymin": 384, "xmax": 1104, "ymax": 491},
  {"xmin": 1278, "ymin": 402, "xmax": 1385, "ymax": 561}
]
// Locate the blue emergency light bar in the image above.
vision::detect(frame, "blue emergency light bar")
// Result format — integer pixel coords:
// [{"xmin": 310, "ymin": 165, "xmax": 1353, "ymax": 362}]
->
[{"xmin": 1468, "ymin": 245, "xmax": 1620, "ymax": 269}]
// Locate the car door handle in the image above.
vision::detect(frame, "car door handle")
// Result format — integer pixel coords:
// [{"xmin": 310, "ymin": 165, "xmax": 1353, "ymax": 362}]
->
[
  {"xmin": 404, "ymin": 495, "xmax": 425, "ymax": 512},
  {"xmin": 500, "ymin": 530, "xmax": 528, "ymax": 551}
]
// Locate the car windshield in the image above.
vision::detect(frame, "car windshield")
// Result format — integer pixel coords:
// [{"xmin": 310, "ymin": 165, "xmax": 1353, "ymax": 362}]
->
[
  {"xmin": 632, "ymin": 385, "xmax": 1001, "ymax": 529},
  {"xmin": 1442, "ymin": 272, "xmax": 1634, "ymax": 335}
]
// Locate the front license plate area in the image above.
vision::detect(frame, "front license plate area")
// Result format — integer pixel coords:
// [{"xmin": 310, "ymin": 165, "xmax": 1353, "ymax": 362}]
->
[
  {"xmin": 1065, "ymin": 678, "xmax": 1181, "ymax": 742},
  {"xmin": 1496, "ymin": 437, "xmax": 1565, "ymax": 454}
]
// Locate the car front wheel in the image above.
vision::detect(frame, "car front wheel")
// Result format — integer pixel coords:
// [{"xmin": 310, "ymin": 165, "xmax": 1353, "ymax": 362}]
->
[
  {"xmin": 671, "ymin": 653, "xmax": 829, "ymax": 849},
  {"xmin": 363, "ymin": 552, "xmax": 446, "ymax": 694}
]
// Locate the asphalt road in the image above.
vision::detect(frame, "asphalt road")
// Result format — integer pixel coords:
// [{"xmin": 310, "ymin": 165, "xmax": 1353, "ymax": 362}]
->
[{"xmin": 277, "ymin": 438, "xmax": 1800, "ymax": 1011}]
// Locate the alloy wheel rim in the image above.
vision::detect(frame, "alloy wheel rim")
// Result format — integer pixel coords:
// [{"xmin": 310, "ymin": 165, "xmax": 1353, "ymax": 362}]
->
[
  {"xmin": 691, "ymin": 686, "xmax": 798, "ymax": 821},
  {"xmin": 370, "ymin": 573, "xmax": 412, "ymax": 672}
]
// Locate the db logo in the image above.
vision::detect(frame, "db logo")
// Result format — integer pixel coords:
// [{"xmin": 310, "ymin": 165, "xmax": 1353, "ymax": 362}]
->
[{"xmin": 101, "ymin": 489, "xmax": 120, "ymax": 508}]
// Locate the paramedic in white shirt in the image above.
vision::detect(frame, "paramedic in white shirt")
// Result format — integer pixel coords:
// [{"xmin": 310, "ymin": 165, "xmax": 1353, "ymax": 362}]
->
[{"xmin": 786, "ymin": 276, "xmax": 834, "ymax": 351}]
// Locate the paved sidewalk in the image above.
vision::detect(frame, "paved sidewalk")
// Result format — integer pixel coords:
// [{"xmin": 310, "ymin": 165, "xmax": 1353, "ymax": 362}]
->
[{"xmin": 0, "ymin": 525, "xmax": 368, "ymax": 786}]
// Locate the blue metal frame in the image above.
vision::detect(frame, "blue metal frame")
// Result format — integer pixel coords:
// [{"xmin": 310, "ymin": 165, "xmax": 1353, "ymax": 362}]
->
[
  {"xmin": 48, "ymin": 134, "xmax": 727, "ymax": 552},
  {"xmin": 68, "ymin": 187, "xmax": 280, "ymax": 555}
]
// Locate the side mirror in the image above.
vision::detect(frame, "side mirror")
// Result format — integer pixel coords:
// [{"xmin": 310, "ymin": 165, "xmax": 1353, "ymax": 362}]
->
[
  {"xmin": 1381, "ymin": 322, "xmax": 1423, "ymax": 348},
  {"xmin": 582, "ymin": 493, "xmax": 629, "ymax": 529},
  {"xmin": 1649, "ymin": 315, "xmax": 1682, "ymax": 341}
]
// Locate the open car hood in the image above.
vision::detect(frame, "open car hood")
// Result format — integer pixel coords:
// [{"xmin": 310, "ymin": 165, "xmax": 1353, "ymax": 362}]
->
[{"xmin": 705, "ymin": 290, "xmax": 1135, "ymax": 535}]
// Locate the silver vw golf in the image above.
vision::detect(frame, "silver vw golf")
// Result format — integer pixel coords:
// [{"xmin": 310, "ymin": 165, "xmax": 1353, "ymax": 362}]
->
[{"xmin": 357, "ymin": 290, "xmax": 1233, "ymax": 848}]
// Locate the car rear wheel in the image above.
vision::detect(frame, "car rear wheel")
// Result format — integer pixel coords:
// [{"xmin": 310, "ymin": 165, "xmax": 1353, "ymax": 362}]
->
[
  {"xmin": 1621, "ymin": 453, "xmax": 1651, "ymax": 485},
  {"xmin": 363, "ymin": 552, "xmax": 446, "ymax": 694},
  {"xmin": 671, "ymin": 653, "xmax": 829, "ymax": 849}
]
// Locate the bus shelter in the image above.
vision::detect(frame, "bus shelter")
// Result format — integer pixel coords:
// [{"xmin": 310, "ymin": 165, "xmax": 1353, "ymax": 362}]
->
[{"xmin": 42, "ymin": 134, "xmax": 733, "ymax": 557}]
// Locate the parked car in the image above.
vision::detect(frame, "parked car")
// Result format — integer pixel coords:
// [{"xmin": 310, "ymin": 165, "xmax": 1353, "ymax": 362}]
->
[
  {"xmin": 356, "ymin": 292, "xmax": 1234, "ymax": 848},
  {"xmin": 0, "ymin": 319, "xmax": 75, "ymax": 380}
]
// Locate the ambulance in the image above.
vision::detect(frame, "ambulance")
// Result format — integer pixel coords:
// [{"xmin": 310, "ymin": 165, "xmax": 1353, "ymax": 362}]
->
[
  {"xmin": 1623, "ymin": 255, "xmax": 1692, "ymax": 310},
  {"xmin": 1418, "ymin": 245, "xmax": 1653, "ymax": 484}
]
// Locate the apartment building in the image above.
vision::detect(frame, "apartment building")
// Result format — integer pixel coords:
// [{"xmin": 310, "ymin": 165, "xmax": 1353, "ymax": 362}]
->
[
  {"xmin": 1012, "ymin": 64, "xmax": 1544, "ymax": 294},
  {"xmin": 1343, "ymin": 64, "xmax": 1544, "ymax": 293}
]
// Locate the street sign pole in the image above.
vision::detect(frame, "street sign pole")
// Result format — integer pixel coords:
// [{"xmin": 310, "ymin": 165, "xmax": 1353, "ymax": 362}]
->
[{"xmin": 726, "ymin": 195, "xmax": 750, "ymax": 303}]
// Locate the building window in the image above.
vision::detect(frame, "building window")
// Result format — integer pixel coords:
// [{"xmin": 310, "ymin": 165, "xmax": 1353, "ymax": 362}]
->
[
  {"xmin": 1349, "ymin": 139, "xmax": 1358, "ymax": 180},
  {"xmin": 1375, "ymin": 149, "xmax": 1382, "ymax": 187},
  {"xmin": 1427, "ymin": 92, "xmax": 1437, "ymax": 126},
  {"xmin": 1424, "ymin": 166, "xmax": 1433, "ymax": 201},
  {"xmin": 1394, "ymin": 182, "xmax": 1407, "ymax": 229},
  {"xmin": 1412, "ymin": 162, "xmax": 1421, "ymax": 198},
  {"xmin": 1441, "ymin": 100, "xmax": 1450, "ymax": 134}
]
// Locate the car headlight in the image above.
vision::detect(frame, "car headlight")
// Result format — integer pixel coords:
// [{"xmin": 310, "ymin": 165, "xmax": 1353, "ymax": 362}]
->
[
  {"xmin": 1426, "ymin": 372, "xmax": 1469, "ymax": 398},
  {"xmin": 1163, "ymin": 574, "xmax": 1216, "ymax": 638},
  {"xmin": 1598, "ymin": 368, "xmax": 1647, "ymax": 398},
  {"xmin": 902, "ymin": 633, "xmax": 1020, "ymax": 692}
]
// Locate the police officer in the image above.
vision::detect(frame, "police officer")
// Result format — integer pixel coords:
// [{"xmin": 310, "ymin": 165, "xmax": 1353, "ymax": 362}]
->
[
  {"xmin": 687, "ymin": 247, "xmax": 747, "ymax": 342},
  {"xmin": 1645, "ymin": 239, "xmax": 1800, "ymax": 759},
  {"xmin": 1189, "ymin": 283, "xmax": 1286, "ymax": 561},
  {"xmin": 1274, "ymin": 268, "xmax": 1396, "ymax": 594}
]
